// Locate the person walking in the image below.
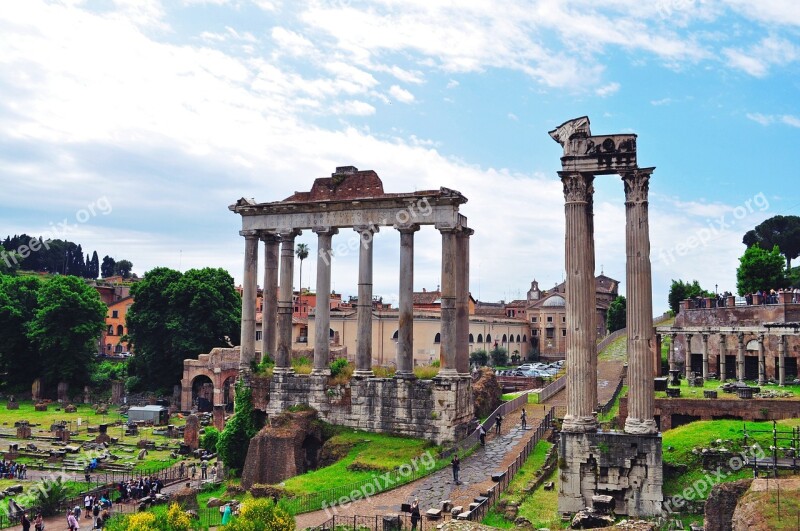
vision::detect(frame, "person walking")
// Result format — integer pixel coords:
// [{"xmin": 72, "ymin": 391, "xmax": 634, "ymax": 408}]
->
[
  {"xmin": 479, "ymin": 425, "xmax": 486, "ymax": 446},
  {"xmin": 451, "ymin": 454, "xmax": 461, "ymax": 485},
  {"xmin": 495, "ymin": 415, "xmax": 503, "ymax": 435},
  {"xmin": 33, "ymin": 513, "xmax": 43, "ymax": 531},
  {"xmin": 201, "ymin": 460, "xmax": 208, "ymax": 480},
  {"xmin": 410, "ymin": 498, "xmax": 421, "ymax": 530},
  {"xmin": 178, "ymin": 461, "xmax": 185, "ymax": 478},
  {"xmin": 520, "ymin": 409, "xmax": 527, "ymax": 430},
  {"xmin": 20, "ymin": 511, "xmax": 30, "ymax": 531},
  {"xmin": 190, "ymin": 462, "xmax": 197, "ymax": 481},
  {"xmin": 67, "ymin": 510, "xmax": 80, "ymax": 531}
]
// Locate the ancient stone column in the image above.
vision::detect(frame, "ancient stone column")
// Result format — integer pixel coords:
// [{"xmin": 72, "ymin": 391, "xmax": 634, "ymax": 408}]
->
[
  {"xmin": 455, "ymin": 228, "xmax": 473, "ymax": 375},
  {"xmin": 685, "ymin": 333, "xmax": 694, "ymax": 381},
  {"xmin": 354, "ymin": 225, "xmax": 378, "ymax": 378},
  {"xmin": 396, "ymin": 225, "xmax": 419, "ymax": 378},
  {"xmin": 275, "ymin": 230, "xmax": 300, "ymax": 373},
  {"xmin": 701, "ymin": 334, "xmax": 709, "ymax": 380},
  {"xmin": 437, "ymin": 225, "xmax": 459, "ymax": 378},
  {"xmin": 719, "ymin": 334, "xmax": 727, "ymax": 383},
  {"xmin": 239, "ymin": 231, "xmax": 259, "ymax": 373},
  {"xmin": 737, "ymin": 333, "xmax": 745, "ymax": 383},
  {"xmin": 778, "ymin": 335, "xmax": 786, "ymax": 386},
  {"xmin": 622, "ymin": 168, "xmax": 656, "ymax": 435},
  {"xmin": 560, "ymin": 172, "xmax": 597, "ymax": 433},
  {"xmin": 261, "ymin": 234, "xmax": 280, "ymax": 361},
  {"xmin": 313, "ymin": 227, "xmax": 337, "ymax": 375},
  {"xmin": 668, "ymin": 334, "xmax": 677, "ymax": 373},
  {"xmin": 757, "ymin": 334, "xmax": 766, "ymax": 385}
]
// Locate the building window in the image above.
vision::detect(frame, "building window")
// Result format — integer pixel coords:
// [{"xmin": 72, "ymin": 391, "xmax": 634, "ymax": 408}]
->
[
  {"xmin": 486, "ymin": 334, "xmax": 492, "ymax": 344},
  {"xmin": 112, "ymin": 310, "xmax": 118, "ymax": 318},
  {"xmin": 115, "ymin": 344, "xmax": 123, "ymax": 353},
  {"xmin": 392, "ymin": 330, "xmax": 399, "ymax": 340},
  {"xmin": 532, "ymin": 330, "xmax": 538, "ymax": 337},
  {"xmin": 434, "ymin": 332, "xmax": 441, "ymax": 344},
  {"xmin": 546, "ymin": 328, "xmax": 555, "ymax": 339},
  {"xmin": 116, "ymin": 325, "xmax": 124, "ymax": 336},
  {"xmin": 256, "ymin": 331, "xmax": 262, "ymax": 341},
  {"xmin": 477, "ymin": 333, "xmax": 483, "ymax": 343},
  {"xmin": 469, "ymin": 333, "xmax": 474, "ymax": 343},
  {"xmin": 516, "ymin": 334, "xmax": 521, "ymax": 342},
  {"xmin": 547, "ymin": 316, "xmax": 553, "ymax": 323},
  {"xmin": 107, "ymin": 325, "xmax": 113, "ymax": 335},
  {"xmin": 532, "ymin": 317, "xmax": 537, "ymax": 323},
  {"xmin": 562, "ymin": 329, "xmax": 566, "ymax": 337},
  {"xmin": 522, "ymin": 334, "xmax": 527, "ymax": 342},
  {"xmin": 502, "ymin": 334, "xmax": 507, "ymax": 343},
  {"xmin": 562, "ymin": 316, "xmax": 566, "ymax": 323}
]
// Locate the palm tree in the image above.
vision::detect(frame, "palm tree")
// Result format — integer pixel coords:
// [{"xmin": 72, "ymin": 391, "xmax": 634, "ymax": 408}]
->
[{"xmin": 295, "ymin": 243, "xmax": 309, "ymax": 293}]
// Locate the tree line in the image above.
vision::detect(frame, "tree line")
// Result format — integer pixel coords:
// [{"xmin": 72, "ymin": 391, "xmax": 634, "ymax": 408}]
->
[{"xmin": 0, "ymin": 233, "xmax": 133, "ymax": 279}]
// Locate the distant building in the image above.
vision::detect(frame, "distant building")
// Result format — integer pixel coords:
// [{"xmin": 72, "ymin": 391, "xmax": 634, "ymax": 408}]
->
[{"xmin": 100, "ymin": 295, "xmax": 133, "ymax": 356}]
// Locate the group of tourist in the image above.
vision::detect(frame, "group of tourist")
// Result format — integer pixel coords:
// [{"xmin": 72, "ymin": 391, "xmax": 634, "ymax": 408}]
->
[
  {"xmin": 177, "ymin": 459, "xmax": 218, "ymax": 482},
  {"xmin": 744, "ymin": 287, "xmax": 800, "ymax": 305},
  {"xmin": 0, "ymin": 459, "xmax": 27, "ymax": 479},
  {"xmin": 66, "ymin": 496, "xmax": 112, "ymax": 530},
  {"xmin": 116, "ymin": 476, "xmax": 164, "ymax": 501},
  {"xmin": 16, "ymin": 510, "xmax": 44, "ymax": 531},
  {"xmin": 687, "ymin": 287, "xmax": 800, "ymax": 309}
]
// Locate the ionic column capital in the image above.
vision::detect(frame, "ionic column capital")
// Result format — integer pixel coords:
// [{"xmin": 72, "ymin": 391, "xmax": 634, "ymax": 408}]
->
[
  {"xmin": 277, "ymin": 229, "xmax": 302, "ymax": 240},
  {"xmin": 558, "ymin": 172, "xmax": 594, "ymax": 203},
  {"xmin": 239, "ymin": 230, "xmax": 260, "ymax": 240},
  {"xmin": 353, "ymin": 224, "xmax": 379, "ymax": 235},
  {"xmin": 312, "ymin": 226, "xmax": 338, "ymax": 237},
  {"xmin": 435, "ymin": 223, "xmax": 459, "ymax": 234},
  {"xmin": 259, "ymin": 232, "xmax": 281, "ymax": 243},
  {"xmin": 621, "ymin": 167, "xmax": 654, "ymax": 204},
  {"xmin": 396, "ymin": 224, "xmax": 420, "ymax": 234}
]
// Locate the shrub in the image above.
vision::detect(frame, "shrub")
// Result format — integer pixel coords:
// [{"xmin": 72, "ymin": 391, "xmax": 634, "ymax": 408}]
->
[
  {"xmin": 31, "ymin": 477, "xmax": 70, "ymax": 516},
  {"xmin": 490, "ymin": 346, "xmax": 508, "ymax": 366},
  {"xmin": 329, "ymin": 358, "xmax": 349, "ymax": 377},
  {"xmin": 166, "ymin": 503, "xmax": 191, "ymax": 531},
  {"xmin": 200, "ymin": 426, "xmax": 220, "ymax": 453},
  {"xmin": 470, "ymin": 349, "xmax": 488, "ymax": 367},
  {"xmin": 225, "ymin": 498, "xmax": 295, "ymax": 531},
  {"xmin": 217, "ymin": 382, "xmax": 259, "ymax": 474}
]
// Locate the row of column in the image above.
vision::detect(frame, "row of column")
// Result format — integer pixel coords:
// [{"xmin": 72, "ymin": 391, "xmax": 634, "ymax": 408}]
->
[
  {"xmin": 668, "ymin": 332, "xmax": 789, "ymax": 386},
  {"xmin": 560, "ymin": 168, "xmax": 656, "ymax": 435},
  {"xmin": 238, "ymin": 224, "xmax": 472, "ymax": 379}
]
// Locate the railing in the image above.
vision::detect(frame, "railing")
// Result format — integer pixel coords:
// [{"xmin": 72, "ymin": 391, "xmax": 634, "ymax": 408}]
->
[
  {"xmin": 312, "ymin": 408, "xmax": 555, "ymax": 530},
  {"xmin": 535, "ymin": 374, "xmax": 566, "ymax": 403},
  {"xmin": 287, "ymin": 392, "xmax": 534, "ymax": 515},
  {"xmin": 596, "ymin": 312, "xmax": 672, "ymax": 354},
  {"xmin": 597, "ymin": 377, "xmax": 624, "ymax": 415}
]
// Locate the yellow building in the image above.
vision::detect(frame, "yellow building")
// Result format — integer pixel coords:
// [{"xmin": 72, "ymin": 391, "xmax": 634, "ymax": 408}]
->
[{"xmin": 101, "ymin": 295, "xmax": 133, "ymax": 355}]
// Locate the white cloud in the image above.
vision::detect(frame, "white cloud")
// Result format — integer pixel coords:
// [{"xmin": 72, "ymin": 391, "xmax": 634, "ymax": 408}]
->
[
  {"xmin": 507, "ymin": 113, "xmax": 519, "ymax": 121},
  {"xmin": 746, "ymin": 113, "xmax": 800, "ymax": 128},
  {"xmin": 446, "ymin": 79, "xmax": 459, "ymax": 88},
  {"xmin": 746, "ymin": 112, "xmax": 775, "ymax": 126},
  {"xmin": 723, "ymin": 36, "xmax": 800, "ymax": 77},
  {"xmin": 595, "ymin": 82, "xmax": 620, "ymax": 97},
  {"xmin": 389, "ymin": 85, "xmax": 415, "ymax": 103},
  {"xmin": 271, "ymin": 26, "xmax": 315, "ymax": 57},
  {"xmin": 331, "ymin": 100, "xmax": 376, "ymax": 116},
  {"xmin": 781, "ymin": 115, "xmax": 800, "ymax": 128}
]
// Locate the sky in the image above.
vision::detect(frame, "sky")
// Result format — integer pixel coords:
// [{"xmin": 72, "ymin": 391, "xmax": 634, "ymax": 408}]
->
[{"xmin": 1, "ymin": 0, "xmax": 799, "ymax": 313}]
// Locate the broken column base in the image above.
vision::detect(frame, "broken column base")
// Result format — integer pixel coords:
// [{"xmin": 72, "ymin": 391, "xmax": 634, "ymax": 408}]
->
[{"xmin": 558, "ymin": 431, "xmax": 663, "ymax": 517}]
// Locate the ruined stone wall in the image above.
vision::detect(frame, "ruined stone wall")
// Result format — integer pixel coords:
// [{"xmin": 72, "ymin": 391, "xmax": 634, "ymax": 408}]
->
[
  {"xmin": 620, "ymin": 397, "xmax": 800, "ymax": 431},
  {"xmin": 266, "ymin": 374, "xmax": 473, "ymax": 444}
]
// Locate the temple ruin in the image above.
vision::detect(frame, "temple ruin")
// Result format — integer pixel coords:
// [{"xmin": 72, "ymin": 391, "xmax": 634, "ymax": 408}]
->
[
  {"xmin": 228, "ymin": 167, "xmax": 474, "ymax": 443},
  {"xmin": 551, "ymin": 116, "xmax": 663, "ymax": 516}
]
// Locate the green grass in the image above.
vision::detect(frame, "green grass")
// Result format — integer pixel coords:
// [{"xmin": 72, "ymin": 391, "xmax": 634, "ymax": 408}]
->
[
  {"xmin": 598, "ymin": 332, "xmax": 627, "ymax": 362},
  {"xmin": 597, "ymin": 385, "xmax": 626, "ymax": 424},
  {"xmin": 657, "ymin": 379, "xmax": 800, "ymax": 400},
  {"xmin": 280, "ymin": 430, "xmax": 438, "ymax": 495},
  {"xmin": 662, "ymin": 418, "xmax": 800, "ymax": 500}
]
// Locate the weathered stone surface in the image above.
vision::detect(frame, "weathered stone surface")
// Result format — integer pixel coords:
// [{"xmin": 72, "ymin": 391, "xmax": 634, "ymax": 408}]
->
[
  {"xmin": 31, "ymin": 378, "xmax": 42, "ymax": 401},
  {"xmin": 64, "ymin": 404, "xmax": 77, "ymax": 413},
  {"xmin": 241, "ymin": 409, "xmax": 323, "ymax": 489},
  {"xmin": 57, "ymin": 382, "xmax": 69, "ymax": 403},
  {"xmin": 472, "ymin": 368, "xmax": 501, "ymax": 419},
  {"xmin": 570, "ymin": 509, "xmax": 614, "ymax": 529},
  {"xmin": 34, "ymin": 402, "xmax": 48, "ymax": 411},
  {"xmin": 172, "ymin": 484, "xmax": 199, "ymax": 512},
  {"xmin": 184, "ymin": 414, "xmax": 200, "ymax": 451},
  {"xmin": 704, "ymin": 478, "xmax": 752, "ymax": 531}
]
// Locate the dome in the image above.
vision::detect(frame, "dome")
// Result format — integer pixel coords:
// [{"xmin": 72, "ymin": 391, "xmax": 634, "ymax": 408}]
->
[{"xmin": 542, "ymin": 295, "xmax": 565, "ymax": 307}]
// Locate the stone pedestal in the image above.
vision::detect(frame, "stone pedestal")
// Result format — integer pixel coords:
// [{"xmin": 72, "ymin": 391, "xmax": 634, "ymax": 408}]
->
[
  {"xmin": 83, "ymin": 386, "xmax": 91, "ymax": 404},
  {"xmin": 16, "ymin": 423, "xmax": 31, "ymax": 439},
  {"xmin": 558, "ymin": 431, "xmax": 663, "ymax": 517},
  {"xmin": 213, "ymin": 405, "xmax": 226, "ymax": 431},
  {"xmin": 32, "ymin": 378, "xmax": 42, "ymax": 402},
  {"xmin": 34, "ymin": 402, "xmax": 48, "ymax": 411},
  {"xmin": 57, "ymin": 382, "xmax": 69, "ymax": 403},
  {"xmin": 6, "ymin": 400, "xmax": 19, "ymax": 410},
  {"xmin": 184, "ymin": 414, "xmax": 200, "ymax": 451},
  {"xmin": 111, "ymin": 381, "xmax": 124, "ymax": 404}
]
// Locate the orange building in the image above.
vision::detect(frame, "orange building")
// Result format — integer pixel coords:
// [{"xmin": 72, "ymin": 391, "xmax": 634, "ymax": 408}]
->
[{"xmin": 101, "ymin": 296, "xmax": 133, "ymax": 356}]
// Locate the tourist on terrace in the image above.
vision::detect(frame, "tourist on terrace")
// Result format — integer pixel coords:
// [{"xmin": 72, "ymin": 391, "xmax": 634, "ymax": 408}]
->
[
  {"xmin": 495, "ymin": 414, "xmax": 503, "ymax": 434},
  {"xmin": 451, "ymin": 454, "xmax": 460, "ymax": 484},
  {"xmin": 520, "ymin": 409, "xmax": 527, "ymax": 430}
]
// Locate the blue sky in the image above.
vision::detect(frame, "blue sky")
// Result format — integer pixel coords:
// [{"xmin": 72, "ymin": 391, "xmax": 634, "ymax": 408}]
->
[{"xmin": 1, "ymin": 0, "xmax": 798, "ymax": 312}]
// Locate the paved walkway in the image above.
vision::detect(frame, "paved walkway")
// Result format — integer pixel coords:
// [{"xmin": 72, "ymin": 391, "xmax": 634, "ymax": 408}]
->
[{"xmin": 295, "ymin": 403, "xmax": 551, "ymax": 529}]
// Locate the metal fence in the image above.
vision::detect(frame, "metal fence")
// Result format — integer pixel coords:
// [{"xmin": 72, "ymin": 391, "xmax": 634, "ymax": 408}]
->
[
  {"xmin": 536, "ymin": 375, "xmax": 566, "ymax": 403},
  {"xmin": 313, "ymin": 407, "xmax": 555, "ymax": 530}
]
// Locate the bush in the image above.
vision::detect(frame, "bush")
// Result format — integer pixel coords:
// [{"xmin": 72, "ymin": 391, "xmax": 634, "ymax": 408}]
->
[
  {"xmin": 200, "ymin": 426, "xmax": 220, "ymax": 453},
  {"xmin": 31, "ymin": 477, "xmax": 70, "ymax": 516},
  {"xmin": 104, "ymin": 503, "xmax": 189, "ymax": 531},
  {"xmin": 490, "ymin": 346, "xmax": 508, "ymax": 366},
  {"xmin": 217, "ymin": 382, "xmax": 259, "ymax": 474},
  {"xmin": 329, "ymin": 358, "xmax": 349, "ymax": 377},
  {"xmin": 225, "ymin": 498, "xmax": 295, "ymax": 531},
  {"xmin": 470, "ymin": 349, "xmax": 488, "ymax": 367}
]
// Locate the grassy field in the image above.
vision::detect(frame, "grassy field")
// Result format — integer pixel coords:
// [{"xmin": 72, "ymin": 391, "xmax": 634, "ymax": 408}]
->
[
  {"xmin": 656, "ymin": 379, "xmax": 800, "ymax": 400},
  {"xmin": 598, "ymin": 332, "xmax": 627, "ymax": 362},
  {"xmin": 280, "ymin": 430, "xmax": 439, "ymax": 495}
]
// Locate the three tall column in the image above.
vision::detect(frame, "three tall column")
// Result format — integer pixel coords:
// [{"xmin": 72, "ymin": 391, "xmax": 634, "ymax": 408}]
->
[
  {"xmin": 354, "ymin": 226, "xmax": 377, "ymax": 378},
  {"xmin": 313, "ymin": 228, "xmax": 337, "ymax": 375},
  {"xmin": 261, "ymin": 234, "xmax": 280, "ymax": 361},
  {"xmin": 622, "ymin": 168, "xmax": 657, "ymax": 435},
  {"xmin": 239, "ymin": 231, "xmax": 260, "ymax": 374},
  {"xmin": 396, "ymin": 225, "xmax": 419, "ymax": 377},
  {"xmin": 437, "ymin": 227, "xmax": 459, "ymax": 378},
  {"xmin": 275, "ymin": 230, "xmax": 300, "ymax": 373},
  {"xmin": 560, "ymin": 172, "xmax": 598, "ymax": 433}
]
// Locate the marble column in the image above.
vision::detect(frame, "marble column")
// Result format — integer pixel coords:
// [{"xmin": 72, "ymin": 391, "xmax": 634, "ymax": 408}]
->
[
  {"xmin": 437, "ymin": 225, "xmax": 458, "ymax": 378},
  {"xmin": 737, "ymin": 333, "xmax": 745, "ymax": 383},
  {"xmin": 275, "ymin": 230, "xmax": 300, "ymax": 373},
  {"xmin": 239, "ymin": 231, "xmax": 259, "ymax": 374},
  {"xmin": 622, "ymin": 168, "xmax": 656, "ymax": 435},
  {"xmin": 668, "ymin": 334, "xmax": 677, "ymax": 373},
  {"xmin": 757, "ymin": 334, "xmax": 765, "ymax": 385},
  {"xmin": 354, "ymin": 225, "xmax": 378, "ymax": 378},
  {"xmin": 560, "ymin": 172, "xmax": 597, "ymax": 433},
  {"xmin": 396, "ymin": 225, "xmax": 419, "ymax": 378},
  {"xmin": 261, "ymin": 234, "xmax": 280, "ymax": 362},
  {"xmin": 778, "ymin": 335, "xmax": 786, "ymax": 386},
  {"xmin": 719, "ymin": 334, "xmax": 727, "ymax": 383},
  {"xmin": 313, "ymin": 227, "xmax": 338, "ymax": 375},
  {"xmin": 455, "ymin": 228, "xmax": 473, "ymax": 375},
  {"xmin": 701, "ymin": 334, "xmax": 709, "ymax": 381},
  {"xmin": 684, "ymin": 333, "xmax": 694, "ymax": 381}
]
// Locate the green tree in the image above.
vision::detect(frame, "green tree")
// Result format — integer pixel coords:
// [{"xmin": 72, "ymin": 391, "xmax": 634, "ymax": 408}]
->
[
  {"xmin": 28, "ymin": 275, "xmax": 106, "ymax": 390},
  {"xmin": 101, "ymin": 255, "xmax": 116, "ymax": 278},
  {"xmin": 89, "ymin": 250, "xmax": 100, "ymax": 278},
  {"xmin": 469, "ymin": 349, "xmax": 488, "ymax": 367},
  {"xmin": 114, "ymin": 259, "xmax": 133, "ymax": 279},
  {"xmin": 0, "ymin": 250, "xmax": 22, "ymax": 275},
  {"xmin": 0, "ymin": 274, "xmax": 42, "ymax": 391},
  {"xmin": 217, "ymin": 382, "xmax": 259, "ymax": 474},
  {"xmin": 606, "ymin": 295, "xmax": 626, "ymax": 333},
  {"xmin": 295, "ymin": 242, "xmax": 309, "ymax": 292},
  {"xmin": 743, "ymin": 215, "xmax": 800, "ymax": 270},
  {"xmin": 127, "ymin": 267, "xmax": 240, "ymax": 392},
  {"xmin": 736, "ymin": 245, "xmax": 787, "ymax": 295},
  {"xmin": 200, "ymin": 426, "xmax": 221, "ymax": 453},
  {"xmin": 489, "ymin": 346, "xmax": 508, "ymax": 367},
  {"xmin": 668, "ymin": 279, "xmax": 711, "ymax": 314}
]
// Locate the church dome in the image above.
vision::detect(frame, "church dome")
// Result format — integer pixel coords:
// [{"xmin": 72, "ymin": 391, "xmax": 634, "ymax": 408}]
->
[{"xmin": 542, "ymin": 295, "xmax": 565, "ymax": 307}]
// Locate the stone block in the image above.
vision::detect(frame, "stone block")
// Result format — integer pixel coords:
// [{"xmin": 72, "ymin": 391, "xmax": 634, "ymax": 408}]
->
[{"xmin": 425, "ymin": 508, "xmax": 442, "ymax": 520}]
